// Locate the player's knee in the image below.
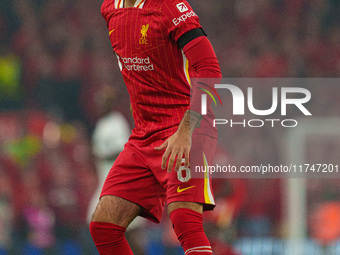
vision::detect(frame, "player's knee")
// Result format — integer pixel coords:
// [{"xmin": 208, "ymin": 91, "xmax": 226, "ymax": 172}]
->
[
  {"xmin": 89, "ymin": 221, "xmax": 131, "ymax": 253},
  {"xmin": 170, "ymin": 208, "xmax": 204, "ymax": 241}
]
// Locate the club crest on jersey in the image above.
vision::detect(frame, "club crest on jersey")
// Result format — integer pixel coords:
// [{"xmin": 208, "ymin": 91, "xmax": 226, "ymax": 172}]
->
[
  {"xmin": 176, "ymin": 2, "xmax": 188, "ymax": 13},
  {"xmin": 139, "ymin": 24, "xmax": 149, "ymax": 44}
]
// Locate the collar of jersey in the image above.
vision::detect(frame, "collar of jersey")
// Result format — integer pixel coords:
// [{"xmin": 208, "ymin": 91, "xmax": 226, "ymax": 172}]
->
[{"xmin": 114, "ymin": 0, "xmax": 146, "ymax": 9}]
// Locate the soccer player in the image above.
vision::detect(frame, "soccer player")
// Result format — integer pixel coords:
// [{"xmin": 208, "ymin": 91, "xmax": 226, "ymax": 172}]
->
[{"xmin": 89, "ymin": 0, "xmax": 222, "ymax": 254}]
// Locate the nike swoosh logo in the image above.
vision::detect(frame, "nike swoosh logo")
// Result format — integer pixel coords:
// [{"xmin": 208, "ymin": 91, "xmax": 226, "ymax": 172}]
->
[
  {"xmin": 109, "ymin": 29, "xmax": 115, "ymax": 35},
  {"xmin": 177, "ymin": 185, "xmax": 196, "ymax": 193}
]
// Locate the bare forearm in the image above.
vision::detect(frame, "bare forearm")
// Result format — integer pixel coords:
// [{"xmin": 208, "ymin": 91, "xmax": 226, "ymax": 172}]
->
[{"xmin": 177, "ymin": 110, "xmax": 203, "ymax": 136}]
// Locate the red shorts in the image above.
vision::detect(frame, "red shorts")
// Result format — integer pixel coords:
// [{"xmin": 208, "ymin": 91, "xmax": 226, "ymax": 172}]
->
[{"xmin": 100, "ymin": 133, "xmax": 217, "ymax": 223}]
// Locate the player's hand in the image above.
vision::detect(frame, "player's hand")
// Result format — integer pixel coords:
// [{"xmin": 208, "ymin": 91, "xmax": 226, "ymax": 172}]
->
[{"xmin": 155, "ymin": 129, "xmax": 190, "ymax": 173}]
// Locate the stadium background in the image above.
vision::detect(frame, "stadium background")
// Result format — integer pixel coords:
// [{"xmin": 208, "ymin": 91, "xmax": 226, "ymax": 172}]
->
[{"xmin": 1, "ymin": 0, "xmax": 340, "ymax": 254}]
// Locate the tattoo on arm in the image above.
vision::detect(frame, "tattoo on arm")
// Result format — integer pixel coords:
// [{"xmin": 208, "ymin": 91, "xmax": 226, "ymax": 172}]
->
[{"xmin": 179, "ymin": 110, "xmax": 203, "ymax": 135}]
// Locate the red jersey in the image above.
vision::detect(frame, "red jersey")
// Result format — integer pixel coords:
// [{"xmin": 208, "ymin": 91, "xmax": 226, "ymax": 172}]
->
[{"xmin": 101, "ymin": 0, "xmax": 215, "ymax": 145}]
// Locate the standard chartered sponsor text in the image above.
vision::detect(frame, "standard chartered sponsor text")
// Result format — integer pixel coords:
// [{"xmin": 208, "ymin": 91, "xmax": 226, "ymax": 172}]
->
[{"xmin": 122, "ymin": 56, "xmax": 154, "ymax": 71}]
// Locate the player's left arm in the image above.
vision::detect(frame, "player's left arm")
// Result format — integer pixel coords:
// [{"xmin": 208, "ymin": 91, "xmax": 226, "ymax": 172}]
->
[
  {"xmin": 155, "ymin": 30, "xmax": 222, "ymax": 172},
  {"xmin": 155, "ymin": 107, "xmax": 201, "ymax": 172}
]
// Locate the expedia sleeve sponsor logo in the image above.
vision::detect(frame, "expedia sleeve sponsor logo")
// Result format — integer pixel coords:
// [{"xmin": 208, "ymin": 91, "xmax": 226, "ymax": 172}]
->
[
  {"xmin": 121, "ymin": 56, "xmax": 154, "ymax": 71},
  {"xmin": 172, "ymin": 10, "xmax": 197, "ymax": 26}
]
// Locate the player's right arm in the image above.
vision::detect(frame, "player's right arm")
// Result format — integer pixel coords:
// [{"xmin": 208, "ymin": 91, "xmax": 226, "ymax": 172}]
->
[{"xmin": 181, "ymin": 31, "xmax": 222, "ymax": 115}]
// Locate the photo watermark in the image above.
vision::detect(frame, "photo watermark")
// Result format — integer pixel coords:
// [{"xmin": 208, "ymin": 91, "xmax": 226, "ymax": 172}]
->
[{"xmin": 189, "ymin": 78, "xmax": 340, "ymax": 179}]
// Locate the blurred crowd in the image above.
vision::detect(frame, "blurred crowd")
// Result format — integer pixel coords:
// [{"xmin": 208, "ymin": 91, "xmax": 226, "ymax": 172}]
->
[{"xmin": 1, "ymin": 0, "xmax": 340, "ymax": 254}]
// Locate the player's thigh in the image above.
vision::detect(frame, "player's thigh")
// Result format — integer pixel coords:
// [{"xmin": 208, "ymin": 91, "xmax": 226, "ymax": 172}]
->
[
  {"xmin": 167, "ymin": 201, "xmax": 203, "ymax": 215},
  {"xmin": 91, "ymin": 195, "xmax": 142, "ymax": 228}
]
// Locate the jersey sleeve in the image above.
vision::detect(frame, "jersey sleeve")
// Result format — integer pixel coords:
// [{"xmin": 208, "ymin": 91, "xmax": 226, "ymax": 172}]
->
[{"xmin": 161, "ymin": 0, "xmax": 202, "ymax": 43}]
